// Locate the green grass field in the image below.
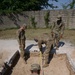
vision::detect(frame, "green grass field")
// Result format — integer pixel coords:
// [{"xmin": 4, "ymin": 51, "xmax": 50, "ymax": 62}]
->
[{"xmin": 0, "ymin": 29, "xmax": 75, "ymax": 45}]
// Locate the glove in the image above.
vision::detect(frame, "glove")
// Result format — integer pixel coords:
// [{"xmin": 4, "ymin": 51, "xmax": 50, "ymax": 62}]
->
[
  {"xmin": 51, "ymin": 32, "xmax": 54, "ymax": 37},
  {"xmin": 60, "ymin": 34, "xmax": 63, "ymax": 39},
  {"xmin": 51, "ymin": 31, "xmax": 53, "ymax": 33}
]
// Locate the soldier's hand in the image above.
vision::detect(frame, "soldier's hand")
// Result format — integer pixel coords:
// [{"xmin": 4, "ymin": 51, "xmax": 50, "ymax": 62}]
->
[
  {"xmin": 51, "ymin": 32, "xmax": 54, "ymax": 37},
  {"xmin": 19, "ymin": 45, "xmax": 21, "ymax": 49},
  {"xmin": 51, "ymin": 31, "xmax": 53, "ymax": 33},
  {"xmin": 60, "ymin": 34, "xmax": 63, "ymax": 39}
]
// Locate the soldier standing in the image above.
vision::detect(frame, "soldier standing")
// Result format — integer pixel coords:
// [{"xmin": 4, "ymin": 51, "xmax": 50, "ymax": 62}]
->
[
  {"xmin": 51, "ymin": 15, "xmax": 65, "ymax": 49},
  {"xmin": 30, "ymin": 64, "xmax": 41, "ymax": 75},
  {"xmin": 34, "ymin": 33, "xmax": 54, "ymax": 67},
  {"xmin": 17, "ymin": 24, "xmax": 27, "ymax": 61}
]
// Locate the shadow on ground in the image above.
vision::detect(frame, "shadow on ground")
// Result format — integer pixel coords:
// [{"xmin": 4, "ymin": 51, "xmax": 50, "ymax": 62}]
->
[
  {"xmin": 24, "ymin": 44, "xmax": 35, "ymax": 62},
  {"xmin": 48, "ymin": 41, "xmax": 65, "ymax": 64}
]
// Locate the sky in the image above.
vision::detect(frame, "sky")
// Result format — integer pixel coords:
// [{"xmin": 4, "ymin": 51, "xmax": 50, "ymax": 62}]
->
[{"xmin": 47, "ymin": 0, "xmax": 71, "ymax": 9}]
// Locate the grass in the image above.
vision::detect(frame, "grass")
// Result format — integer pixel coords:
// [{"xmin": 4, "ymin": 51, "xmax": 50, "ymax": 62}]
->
[
  {"xmin": 0, "ymin": 28, "xmax": 75, "ymax": 45},
  {"xmin": 63, "ymin": 29, "xmax": 75, "ymax": 45},
  {"xmin": 0, "ymin": 28, "xmax": 51, "ymax": 39}
]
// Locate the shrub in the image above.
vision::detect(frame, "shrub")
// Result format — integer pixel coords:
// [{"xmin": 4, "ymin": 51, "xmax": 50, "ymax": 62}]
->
[
  {"xmin": 44, "ymin": 11, "xmax": 50, "ymax": 28},
  {"xmin": 30, "ymin": 16, "xmax": 37, "ymax": 29}
]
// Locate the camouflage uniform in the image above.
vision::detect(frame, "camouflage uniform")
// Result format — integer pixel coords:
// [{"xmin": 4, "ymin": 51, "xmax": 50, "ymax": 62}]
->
[
  {"xmin": 34, "ymin": 33, "xmax": 54, "ymax": 67},
  {"xmin": 30, "ymin": 64, "xmax": 41, "ymax": 75},
  {"xmin": 17, "ymin": 25, "xmax": 26, "ymax": 59},
  {"xmin": 51, "ymin": 15, "xmax": 65, "ymax": 49}
]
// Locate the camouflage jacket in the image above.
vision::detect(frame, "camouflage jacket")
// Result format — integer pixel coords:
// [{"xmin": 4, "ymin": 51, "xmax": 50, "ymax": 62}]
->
[
  {"xmin": 17, "ymin": 29, "xmax": 26, "ymax": 40},
  {"xmin": 38, "ymin": 33, "xmax": 51, "ymax": 43},
  {"xmin": 51, "ymin": 20, "xmax": 65, "ymax": 35},
  {"xmin": 37, "ymin": 33, "xmax": 54, "ymax": 46},
  {"xmin": 31, "ymin": 74, "xmax": 39, "ymax": 75}
]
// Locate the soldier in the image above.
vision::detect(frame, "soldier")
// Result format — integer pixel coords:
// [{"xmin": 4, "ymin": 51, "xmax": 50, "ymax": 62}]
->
[
  {"xmin": 51, "ymin": 15, "xmax": 65, "ymax": 49},
  {"xmin": 34, "ymin": 33, "xmax": 54, "ymax": 67},
  {"xmin": 17, "ymin": 24, "xmax": 27, "ymax": 61},
  {"xmin": 30, "ymin": 64, "xmax": 41, "ymax": 75}
]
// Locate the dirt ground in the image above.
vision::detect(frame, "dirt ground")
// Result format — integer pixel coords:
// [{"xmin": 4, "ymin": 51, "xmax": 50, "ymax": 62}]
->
[
  {"xmin": 0, "ymin": 51, "xmax": 10, "ymax": 67},
  {"xmin": 0, "ymin": 40, "xmax": 75, "ymax": 75},
  {"xmin": 11, "ymin": 54, "xmax": 70, "ymax": 75}
]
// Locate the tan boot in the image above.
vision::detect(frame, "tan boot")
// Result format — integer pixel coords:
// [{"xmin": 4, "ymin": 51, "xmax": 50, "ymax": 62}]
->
[
  {"xmin": 23, "ymin": 59, "xmax": 27, "ymax": 64},
  {"xmin": 54, "ymin": 46, "xmax": 59, "ymax": 50},
  {"xmin": 43, "ymin": 64, "xmax": 49, "ymax": 68}
]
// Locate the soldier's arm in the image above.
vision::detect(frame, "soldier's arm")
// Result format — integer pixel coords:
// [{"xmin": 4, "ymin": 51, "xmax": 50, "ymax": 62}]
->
[
  {"xmin": 50, "ymin": 22, "xmax": 55, "ymax": 38},
  {"xmin": 16, "ymin": 29, "xmax": 22, "ymax": 39},
  {"xmin": 61, "ymin": 22, "xmax": 65, "ymax": 34},
  {"xmin": 60, "ymin": 22, "xmax": 65, "ymax": 38},
  {"xmin": 51, "ymin": 22, "xmax": 55, "ymax": 32},
  {"xmin": 16, "ymin": 30, "xmax": 20, "ymax": 38},
  {"xmin": 38, "ymin": 41, "xmax": 42, "ymax": 53}
]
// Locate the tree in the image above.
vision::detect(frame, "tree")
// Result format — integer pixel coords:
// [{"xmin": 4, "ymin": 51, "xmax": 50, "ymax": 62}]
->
[
  {"xmin": 30, "ymin": 16, "xmax": 37, "ymax": 28},
  {"xmin": 44, "ymin": 11, "xmax": 50, "ymax": 28},
  {"xmin": 69, "ymin": 0, "xmax": 75, "ymax": 9},
  {"xmin": 62, "ymin": 3, "xmax": 69, "ymax": 9},
  {"xmin": 62, "ymin": 0, "xmax": 75, "ymax": 9},
  {"xmin": 0, "ymin": 0, "xmax": 58, "ymax": 14}
]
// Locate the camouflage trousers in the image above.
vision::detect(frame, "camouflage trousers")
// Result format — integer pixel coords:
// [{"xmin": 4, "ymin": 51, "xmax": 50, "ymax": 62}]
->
[
  {"xmin": 18, "ymin": 39, "xmax": 25, "ymax": 59},
  {"xmin": 53, "ymin": 33, "xmax": 60, "ymax": 48},
  {"xmin": 31, "ymin": 73, "xmax": 40, "ymax": 75},
  {"xmin": 43, "ymin": 40, "xmax": 53, "ymax": 64}
]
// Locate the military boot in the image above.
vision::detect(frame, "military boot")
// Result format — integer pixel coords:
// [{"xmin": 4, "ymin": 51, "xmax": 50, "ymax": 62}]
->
[
  {"xmin": 56, "ymin": 47, "xmax": 59, "ymax": 50},
  {"xmin": 42, "ymin": 55, "xmax": 49, "ymax": 68},
  {"xmin": 43, "ymin": 64, "xmax": 49, "ymax": 68},
  {"xmin": 43, "ymin": 60, "xmax": 49, "ymax": 68},
  {"xmin": 23, "ymin": 58, "xmax": 27, "ymax": 64},
  {"xmin": 20, "ymin": 50, "xmax": 24, "ymax": 57}
]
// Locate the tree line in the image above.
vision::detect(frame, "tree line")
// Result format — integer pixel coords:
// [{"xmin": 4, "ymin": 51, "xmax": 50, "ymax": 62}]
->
[
  {"xmin": 0, "ymin": 0, "xmax": 58, "ymax": 14},
  {"xmin": 0, "ymin": 0, "xmax": 75, "ymax": 14}
]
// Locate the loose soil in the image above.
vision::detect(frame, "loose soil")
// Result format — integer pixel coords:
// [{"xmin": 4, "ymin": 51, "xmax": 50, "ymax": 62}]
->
[
  {"xmin": 0, "ymin": 51, "xmax": 10, "ymax": 67},
  {"xmin": 11, "ymin": 54, "xmax": 70, "ymax": 75}
]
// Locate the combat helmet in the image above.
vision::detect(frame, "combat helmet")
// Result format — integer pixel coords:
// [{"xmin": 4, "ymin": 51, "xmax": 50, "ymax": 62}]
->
[
  {"xmin": 30, "ymin": 64, "xmax": 41, "ymax": 71},
  {"xmin": 57, "ymin": 15, "xmax": 62, "ymax": 20}
]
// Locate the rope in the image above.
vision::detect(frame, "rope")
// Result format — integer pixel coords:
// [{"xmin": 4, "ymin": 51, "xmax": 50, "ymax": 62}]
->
[
  {"xmin": 39, "ymin": 51, "xmax": 42, "ymax": 66},
  {"xmin": 39, "ymin": 51, "xmax": 44, "ymax": 75}
]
